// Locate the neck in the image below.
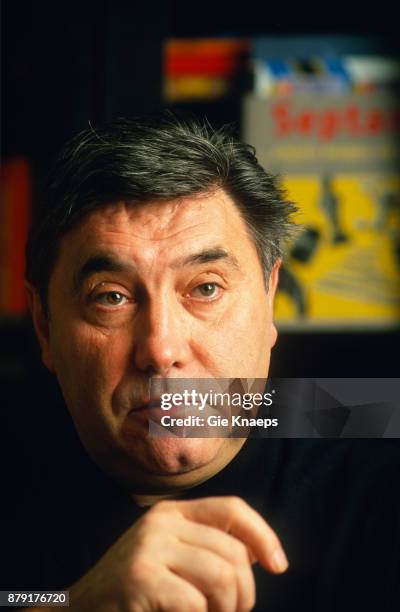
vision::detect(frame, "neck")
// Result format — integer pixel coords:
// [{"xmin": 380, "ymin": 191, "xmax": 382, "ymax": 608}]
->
[{"xmin": 131, "ymin": 490, "xmax": 186, "ymax": 507}]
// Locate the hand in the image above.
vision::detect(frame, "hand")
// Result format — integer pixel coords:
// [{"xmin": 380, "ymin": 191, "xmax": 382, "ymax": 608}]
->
[{"xmin": 67, "ymin": 496, "xmax": 288, "ymax": 612}]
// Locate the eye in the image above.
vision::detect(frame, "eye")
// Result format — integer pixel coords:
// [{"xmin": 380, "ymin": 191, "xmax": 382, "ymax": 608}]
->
[
  {"xmin": 95, "ymin": 291, "xmax": 128, "ymax": 307},
  {"xmin": 191, "ymin": 282, "xmax": 222, "ymax": 299}
]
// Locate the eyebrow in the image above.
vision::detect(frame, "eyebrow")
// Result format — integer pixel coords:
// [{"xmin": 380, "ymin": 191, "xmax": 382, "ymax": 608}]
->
[
  {"xmin": 74, "ymin": 247, "xmax": 240, "ymax": 290},
  {"xmin": 171, "ymin": 247, "xmax": 241, "ymax": 270},
  {"xmin": 74, "ymin": 254, "xmax": 136, "ymax": 291}
]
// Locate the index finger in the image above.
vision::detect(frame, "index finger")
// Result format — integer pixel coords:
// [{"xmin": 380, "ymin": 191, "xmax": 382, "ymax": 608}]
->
[{"xmin": 167, "ymin": 496, "xmax": 289, "ymax": 574}]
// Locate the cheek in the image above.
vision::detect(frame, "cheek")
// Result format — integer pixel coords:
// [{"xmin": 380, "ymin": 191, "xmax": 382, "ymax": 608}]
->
[
  {"xmin": 49, "ymin": 319, "xmax": 129, "ymax": 414},
  {"xmin": 229, "ymin": 288, "xmax": 270, "ymax": 339},
  {"xmin": 199, "ymin": 290, "xmax": 270, "ymax": 375}
]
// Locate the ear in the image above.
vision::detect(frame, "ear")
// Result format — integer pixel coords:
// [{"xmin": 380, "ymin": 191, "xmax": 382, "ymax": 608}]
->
[
  {"xmin": 25, "ymin": 281, "xmax": 55, "ymax": 372},
  {"xmin": 267, "ymin": 258, "xmax": 281, "ymax": 348}
]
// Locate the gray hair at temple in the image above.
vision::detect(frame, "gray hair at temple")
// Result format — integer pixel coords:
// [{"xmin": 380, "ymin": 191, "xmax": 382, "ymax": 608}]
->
[{"xmin": 25, "ymin": 114, "xmax": 297, "ymax": 315}]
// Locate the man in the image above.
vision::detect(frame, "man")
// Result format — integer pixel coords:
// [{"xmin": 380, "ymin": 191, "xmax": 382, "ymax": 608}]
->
[{"xmin": 5, "ymin": 115, "xmax": 399, "ymax": 611}]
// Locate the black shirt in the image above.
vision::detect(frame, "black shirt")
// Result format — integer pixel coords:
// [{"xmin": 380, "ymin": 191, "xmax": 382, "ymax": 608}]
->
[{"xmin": 2, "ymin": 425, "xmax": 399, "ymax": 612}]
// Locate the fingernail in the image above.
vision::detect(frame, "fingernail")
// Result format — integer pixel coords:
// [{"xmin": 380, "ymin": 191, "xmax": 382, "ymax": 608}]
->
[{"xmin": 272, "ymin": 548, "xmax": 289, "ymax": 573}]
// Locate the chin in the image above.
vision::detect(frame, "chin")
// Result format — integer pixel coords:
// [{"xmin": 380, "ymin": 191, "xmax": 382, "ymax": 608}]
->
[{"xmin": 138, "ymin": 436, "xmax": 225, "ymax": 475}]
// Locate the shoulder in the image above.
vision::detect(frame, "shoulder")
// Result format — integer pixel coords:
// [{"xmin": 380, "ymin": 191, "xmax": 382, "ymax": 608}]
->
[
  {"xmin": 269, "ymin": 439, "xmax": 400, "ymax": 521},
  {"xmin": 281, "ymin": 438, "xmax": 400, "ymax": 486}
]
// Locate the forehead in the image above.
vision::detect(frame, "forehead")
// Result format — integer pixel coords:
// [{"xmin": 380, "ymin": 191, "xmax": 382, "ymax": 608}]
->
[{"xmin": 56, "ymin": 189, "xmax": 258, "ymax": 267}]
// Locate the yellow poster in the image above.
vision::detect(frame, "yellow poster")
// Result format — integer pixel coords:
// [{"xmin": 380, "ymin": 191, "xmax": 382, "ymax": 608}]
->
[
  {"xmin": 276, "ymin": 173, "xmax": 400, "ymax": 327},
  {"xmin": 243, "ymin": 92, "xmax": 400, "ymax": 328}
]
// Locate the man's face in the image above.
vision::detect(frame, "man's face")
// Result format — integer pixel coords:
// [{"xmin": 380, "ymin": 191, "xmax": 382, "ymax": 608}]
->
[{"xmin": 30, "ymin": 190, "xmax": 279, "ymax": 493}]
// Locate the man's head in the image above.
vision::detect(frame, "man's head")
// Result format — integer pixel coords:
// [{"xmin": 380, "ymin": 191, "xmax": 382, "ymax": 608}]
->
[{"xmin": 25, "ymin": 115, "xmax": 296, "ymax": 494}]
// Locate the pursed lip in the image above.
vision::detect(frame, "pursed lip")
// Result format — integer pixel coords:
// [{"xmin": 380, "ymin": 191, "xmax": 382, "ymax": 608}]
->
[
  {"xmin": 130, "ymin": 398, "xmax": 191, "ymax": 412},
  {"xmin": 130, "ymin": 397, "xmax": 163, "ymax": 412},
  {"xmin": 129, "ymin": 398, "xmax": 200, "ymax": 418}
]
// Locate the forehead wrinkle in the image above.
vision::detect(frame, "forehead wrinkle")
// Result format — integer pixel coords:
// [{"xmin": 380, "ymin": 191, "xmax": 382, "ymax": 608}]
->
[
  {"xmin": 89, "ymin": 205, "xmax": 216, "ymax": 244},
  {"xmin": 81, "ymin": 190, "xmax": 235, "ymax": 245},
  {"xmin": 119, "ymin": 193, "xmax": 229, "ymax": 242},
  {"xmin": 104, "ymin": 198, "xmax": 186, "ymax": 238},
  {"xmin": 127, "ymin": 221, "xmax": 212, "ymax": 243}
]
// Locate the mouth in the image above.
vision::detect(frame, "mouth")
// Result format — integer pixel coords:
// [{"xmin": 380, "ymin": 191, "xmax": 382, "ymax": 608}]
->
[
  {"xmin": 129, "ymin": 397, "xmax": 189, "ymax": 416},
  {"xmin": 131, "ymin": 397, "xmax": 162, "ymax": 412}
]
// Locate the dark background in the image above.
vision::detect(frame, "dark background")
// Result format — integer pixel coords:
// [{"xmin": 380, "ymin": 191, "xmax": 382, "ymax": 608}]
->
[{"xmin": 1, "ymin": 0, "xmax": 399, "ymax": 402}]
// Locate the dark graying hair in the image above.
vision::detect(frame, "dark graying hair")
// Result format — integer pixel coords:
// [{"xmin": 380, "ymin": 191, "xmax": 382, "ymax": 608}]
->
[{"xmin": 25, "ymin": 114, "xmax": 297, "ymax": 312}]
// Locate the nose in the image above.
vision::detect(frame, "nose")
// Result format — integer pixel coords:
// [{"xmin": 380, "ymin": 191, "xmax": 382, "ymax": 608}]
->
[{"xmin": 133, "ymin": 292, "xmax": 192, "ymax": 375}]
